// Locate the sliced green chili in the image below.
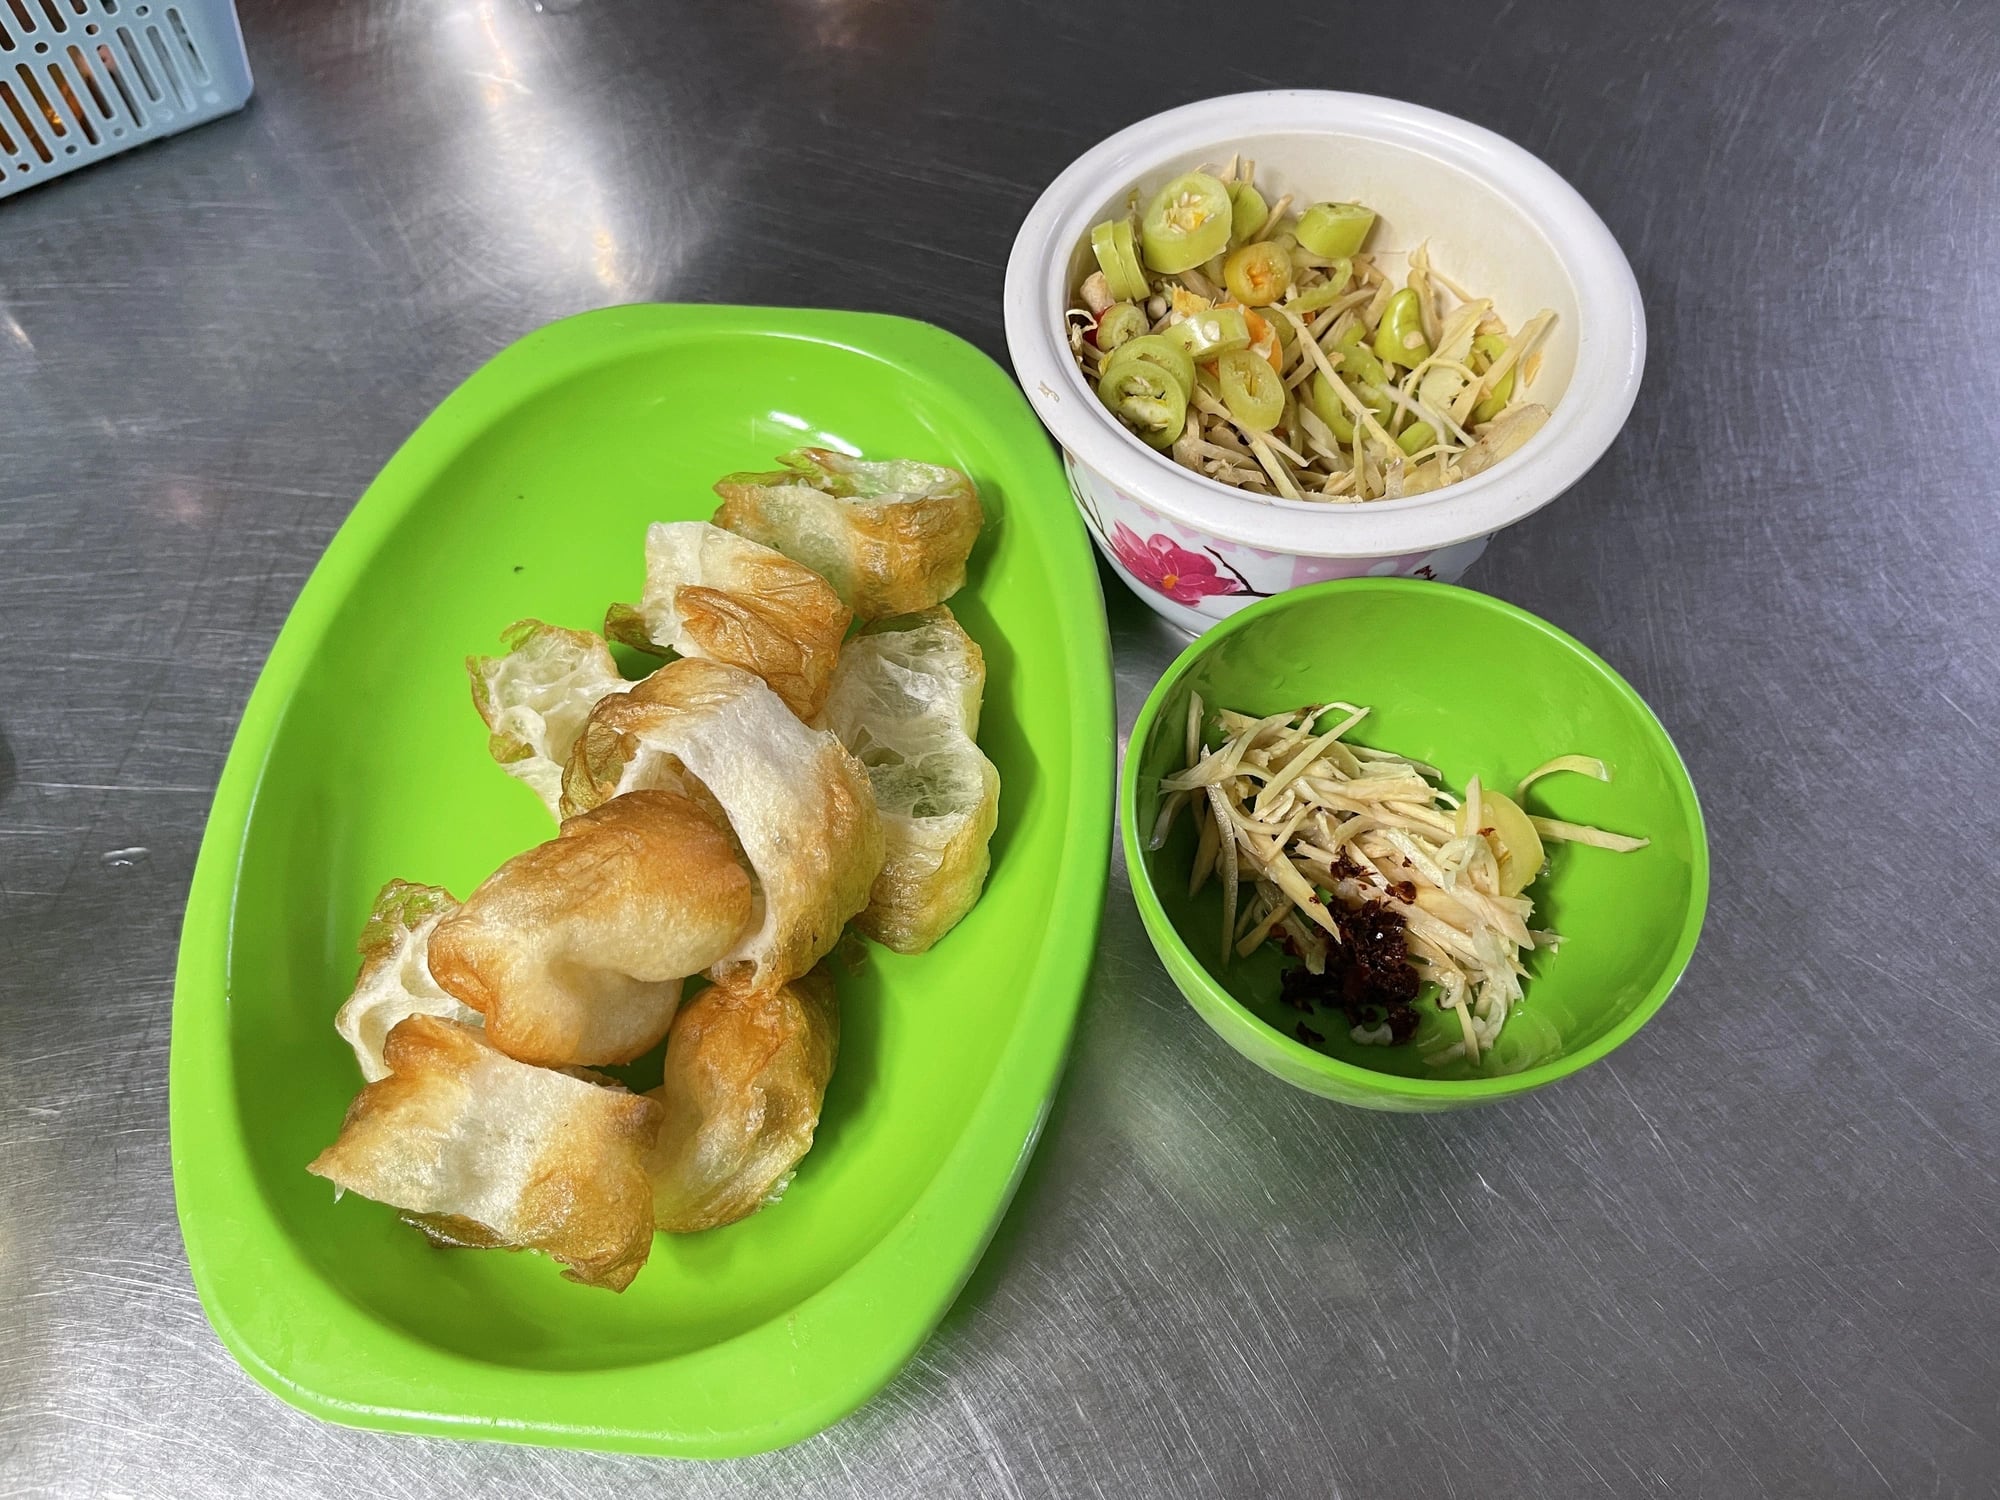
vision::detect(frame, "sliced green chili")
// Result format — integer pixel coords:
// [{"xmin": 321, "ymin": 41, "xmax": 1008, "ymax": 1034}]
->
[
  {"xmin": 1295, "ymin": 202, "xmax": 1376, "ymax": 259},
  {"xmin": 1140, "ymin": 172, "xmax": 1233, "ymax": 274}
]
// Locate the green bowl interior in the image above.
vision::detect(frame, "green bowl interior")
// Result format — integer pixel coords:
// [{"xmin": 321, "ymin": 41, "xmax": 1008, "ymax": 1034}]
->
[
  {"xmin": 1125, "ymin": 580, "xmax": 1706, "ymax": 1097},
  {"xmin": 226, "ymin": 326, "xmax": 1080, "ymax": 1372}
]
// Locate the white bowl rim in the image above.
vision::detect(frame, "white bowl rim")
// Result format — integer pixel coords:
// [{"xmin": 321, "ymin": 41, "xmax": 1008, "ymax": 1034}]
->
[{"xmin": 1003, "ymin": 90, "xmax": 1646, "ymax": 556}]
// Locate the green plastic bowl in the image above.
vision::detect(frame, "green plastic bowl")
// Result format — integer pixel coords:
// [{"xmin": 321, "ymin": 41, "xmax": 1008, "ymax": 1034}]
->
[{"xmin": 1121, "ymin": 578, "xmax": 1708, "ymax": 1110}]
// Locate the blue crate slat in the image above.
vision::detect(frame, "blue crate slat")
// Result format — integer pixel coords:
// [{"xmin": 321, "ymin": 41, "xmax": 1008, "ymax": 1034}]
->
[{"xmin": 0, "ymin": 0, "xmax": 251, "ymax": 199}]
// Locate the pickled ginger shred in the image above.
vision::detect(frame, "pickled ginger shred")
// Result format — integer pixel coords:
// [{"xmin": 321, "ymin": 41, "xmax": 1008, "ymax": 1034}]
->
[{"xmin": 1158, "ymin": 703, "xmax": 1648, "ymax": 1064}]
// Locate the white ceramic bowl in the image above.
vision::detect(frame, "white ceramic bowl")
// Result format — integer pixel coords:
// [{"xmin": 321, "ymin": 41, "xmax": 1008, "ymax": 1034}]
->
[{"xmin": 1004, "ymin": 90, "xmax": 1645, "ymax": 633}]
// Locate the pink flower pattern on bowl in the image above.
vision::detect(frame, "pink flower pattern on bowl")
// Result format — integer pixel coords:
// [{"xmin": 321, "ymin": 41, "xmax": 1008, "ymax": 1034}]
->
[
  {"xmin": 1106, "ymin": 523, "xmax": 1254, "ymax": 604},
  {"xmin": 1064, "ymin": 451, "xmax": 1487, "ymax": 632}
]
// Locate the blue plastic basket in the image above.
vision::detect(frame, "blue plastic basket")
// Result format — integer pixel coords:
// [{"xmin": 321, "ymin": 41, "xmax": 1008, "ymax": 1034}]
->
[{"xmin": 0, "ymin": 0, "xmax": 250, "ymax": 199}]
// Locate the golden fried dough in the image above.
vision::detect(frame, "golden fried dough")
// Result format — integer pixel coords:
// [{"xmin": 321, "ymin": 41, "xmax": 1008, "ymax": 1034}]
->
[
  {"xmin": 562, "ymin": 658, "xmax": 884, "ymax": 990},
  {"xmin": 468, "ymin": 620, "xmax": 632, "ymax": 817},
  {"xmin": 309, "ymin": 1015, "xmax": 661, "ymax": 1291},
  {"xmin": 712, "ymin": 448, "xmax": 983, "ymax": 621},
  {"xmin": 819, "ymin": 607, "xmax": 1000, "ymax": 953},
  {"xmin": 604, "ymin": 521, "xmax": 851, "ymax": 720},
  {"xmin": 428, "ymin": 790, "xmax": 753, "ymax": 1067},
  {"xmin": 646, "ymin": 969, "xmax": 839, "ymax": 1233},
  {"xmin": 334, "ymin": 879, "xmax": 483, "ymax": 1082}
]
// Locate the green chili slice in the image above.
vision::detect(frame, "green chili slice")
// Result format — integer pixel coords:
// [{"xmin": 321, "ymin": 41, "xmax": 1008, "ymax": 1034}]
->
[
  {"xmin": 1228, "ymin": 181, "xmax": 1268, "ymax": 246},
  {"xmin": 1102, "ymin": 334, "xmax": 1194, "ymax": 403},
  {"xmin": 1396, "ymin": 420, "xmax": 1437, "ymax": 456},
  {"xmin": 1295, "ymin": 202, "xmax": 1377, "ymax": 259},
  {"xmin": 1093, "ymin": 302, "xmax": 1148, "ymax": 353},
  {"xmin": 1090, "ymin": 218, "xmax": 1151, "ymax": 303},
  {"xmin": 1097, "ymin": 358, "xmax": 1189, "ymax": 447},
  {"xmin": 1282, "ymin": 259, "xmax": 1352, "ymax": 315},
  {"xmin": 1140, "ymin": 172, "xmax": 1233, "ymax": 274},
  {"xmin": 1164, "ymin": 306, "xmax": 1252, "ymax": 360},
  {"xmin": 1372, "ymin": 287, "xmax": 1432, "ymax": 370},
  {"xmin": 1217, "ymin": 349, "xmax": 1284, "ymax": 431},
  {"xmin": 1470, "ymin": 332, "xmax": 1517, "ymax": 423},
  {"xmin": 1223, "ymin": 241, "xmax": 1292, "ymax": 307}
]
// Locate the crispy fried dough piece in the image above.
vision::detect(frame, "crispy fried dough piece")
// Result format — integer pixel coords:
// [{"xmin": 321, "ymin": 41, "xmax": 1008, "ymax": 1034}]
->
[
  {"xmin": 819, "ymin": 607, "xmax": 999, "ymax": 953},
  {"xmin": 427, "ymin": 790, "xmax": 753, "ymax": 1067},
  {"xmin": 468, "ymin": 620, "xmax": 632, "ymax": 817},
  {"xmin": 646, "ymin": 968, "xmax": 839, "ymax": 1233},
  {"xmin": 334, "ymin": 879, "xmax": 484, "ymax": 1082},
  {"xmin": 603, "ymin": 522, "xmax": 852, "ymax": 720},
  {"xmin": 712, "ymin": 448, "xmax": 983, "ymax": 621},
  {"xmin": 562, "ymin": 658, "xmax": 883, "ymax": 990},
  {"xmin": 309, "ymin": 1015, "xmax": 662, "ymax": 1290}
]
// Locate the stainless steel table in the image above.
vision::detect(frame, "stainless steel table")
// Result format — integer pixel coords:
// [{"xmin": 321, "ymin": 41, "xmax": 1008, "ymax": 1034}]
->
[{"xmin": 4, "ymin": 1, "xmax": 1995, "ymax": 1493}]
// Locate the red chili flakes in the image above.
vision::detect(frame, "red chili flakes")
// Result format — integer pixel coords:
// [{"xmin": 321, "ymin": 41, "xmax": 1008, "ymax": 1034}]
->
[{"xmin": 1276, "ymin": 898, "xmax": 1423, "ymax": 1043}]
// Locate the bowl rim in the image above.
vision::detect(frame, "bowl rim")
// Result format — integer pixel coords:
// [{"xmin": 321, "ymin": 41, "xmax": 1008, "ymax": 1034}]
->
[
  {"xmin": 1004, "ymin": 89, "xmax": 1647, "ymax": 556},
  {"xmin": 1117, "ymin": 576, "xmax": 1710, "ymax": 1102}
]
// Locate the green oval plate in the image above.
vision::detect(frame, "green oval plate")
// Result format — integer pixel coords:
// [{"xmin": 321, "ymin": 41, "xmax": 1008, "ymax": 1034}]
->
[{"xmin": 168, "ymin": 305, "xmax": 1115, "ymax": 1456}]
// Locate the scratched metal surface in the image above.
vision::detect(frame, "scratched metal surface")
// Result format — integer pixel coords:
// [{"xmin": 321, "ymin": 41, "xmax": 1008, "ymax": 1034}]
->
[{"xmin": 2, "ymin": 0, "xmax": 1996, "ymax": 1493}]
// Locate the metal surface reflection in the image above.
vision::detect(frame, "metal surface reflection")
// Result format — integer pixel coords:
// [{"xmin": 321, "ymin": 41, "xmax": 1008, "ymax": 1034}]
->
[
  {"xmin": 439, "ymin": 0, "xmax": 649, "ymax": 298},
  {"xmin": 779, "ymin": 0, "xmax": 939, "ymax": 57},
  {"xmin": 0, "ymin": 0, "xmax": 1997, "ymax": 1493}
]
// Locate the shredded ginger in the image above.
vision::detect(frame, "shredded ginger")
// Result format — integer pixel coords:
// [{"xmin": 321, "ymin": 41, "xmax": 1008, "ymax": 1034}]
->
[{"xmin": 1152, "ymin": 698, "xmax": 1649, "ymax": 1066}]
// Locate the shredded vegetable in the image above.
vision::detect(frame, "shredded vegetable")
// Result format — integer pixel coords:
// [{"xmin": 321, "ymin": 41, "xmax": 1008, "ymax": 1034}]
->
[
  {"xmin": 1514, "ymin": 754, "xmax": 1610, "ymax": 800},
  {"xmin": 1069, "ymin": 156, "xmax": 1558, "ymax": 504},
  {"xmin": 1153, "ymin": 701, "xmax": 1649, "ymax": 1064}
]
